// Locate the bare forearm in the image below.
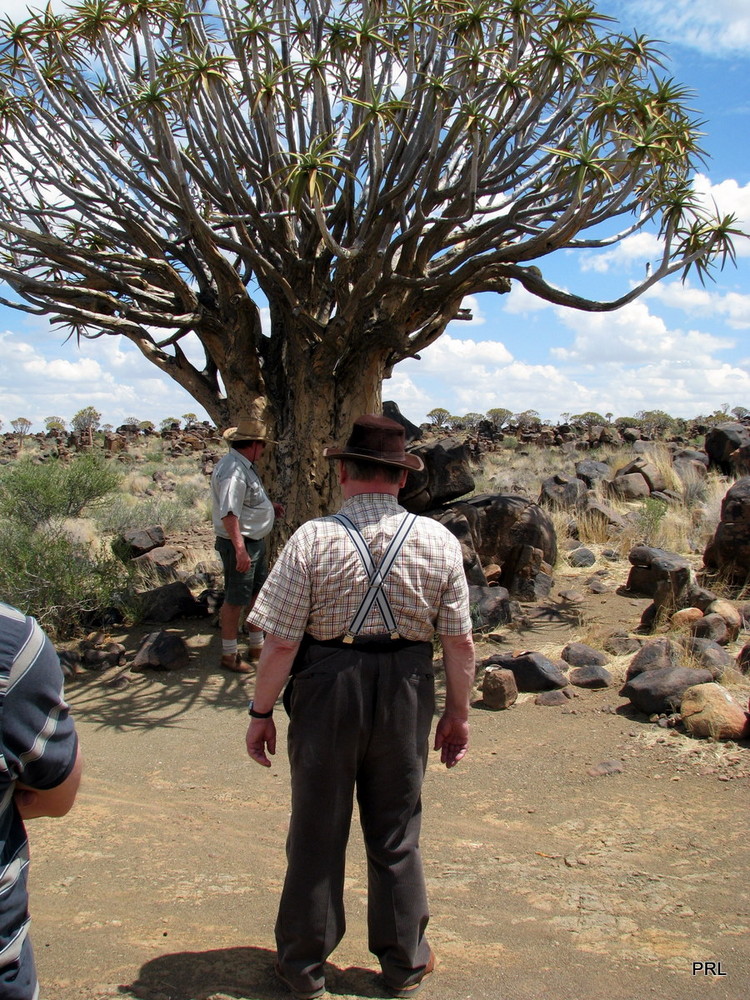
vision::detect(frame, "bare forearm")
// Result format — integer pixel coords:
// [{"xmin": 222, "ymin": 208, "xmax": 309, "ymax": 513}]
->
[
  {"xmin": 251, "ymin": 633, "xmax": 300, "ymax": 713},
  {"xmin": 439, "ymin": 632, "xmax": 476, "ymax": 719},
  {"xmin": 15, "ymin": 746, "xmax": 83, "ymax": 820},
  {"xmin": 221, "ymin": 513, "xmax": 245, "ymax": 553}
]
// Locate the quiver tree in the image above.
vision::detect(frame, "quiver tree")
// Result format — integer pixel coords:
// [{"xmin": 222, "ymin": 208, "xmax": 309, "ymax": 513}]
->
[{"xmin": 0, "ymin": 0, "xmax": 741, "ymax": 523}]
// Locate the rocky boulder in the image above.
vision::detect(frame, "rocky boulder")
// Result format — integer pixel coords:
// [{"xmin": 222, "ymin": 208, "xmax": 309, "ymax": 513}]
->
[
  {"xmin": 620, "ymin": 666, "xmax": 714, "ymax": 715},
  {"xmin": 482, "ymin": 651, "xmax": 568, "ymax": 692},
  {"xmin": 401, "ymin": 438, "xmax": 474, "ymax": 511},
  {"xmin": 702, "ymin": 477, "xmax": 750, "ymax": 587},
  {"xmin": 704, "ymin": 422, "xmax": 750, "ymax": 475},
  {"xmin": 481, "ymin": 667, "xmax": 518, "ymax": 710},
  {"xmin": 680, "ymin": 683, "xmax": 750, "ymax": 741}
]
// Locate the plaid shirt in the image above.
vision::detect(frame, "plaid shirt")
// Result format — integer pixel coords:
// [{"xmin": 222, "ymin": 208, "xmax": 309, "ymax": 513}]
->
[{"xmin": 248, "ymin": 493, "xmax": 471, "ymax": 642}]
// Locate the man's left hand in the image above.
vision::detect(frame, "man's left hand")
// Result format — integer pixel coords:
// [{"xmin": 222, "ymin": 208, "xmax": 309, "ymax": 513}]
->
[
  {"xmin": 434, "ymin": 714, "xmax": 469, "ymax": 769},
  {"xmin": 246, "ymin": 718, "xmax": 277, "ymax": 767}
]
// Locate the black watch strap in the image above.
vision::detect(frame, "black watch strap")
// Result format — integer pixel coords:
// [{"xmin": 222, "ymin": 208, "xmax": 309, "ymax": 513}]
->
[{"xmin": 248, "ymin": 700, "xmax": 273, "ymax": 719}]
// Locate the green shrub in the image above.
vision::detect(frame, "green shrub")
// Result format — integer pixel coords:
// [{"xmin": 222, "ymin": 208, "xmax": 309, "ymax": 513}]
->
[
  {"xmin": 0, "ymin": 522, "xmax": 128, "ymax": 638},
  {"xmin": 0, "ymin": 455, "xmax": 121, "ymax": 527},
  {"xmin": 95, "ymin": 494, "xmax": 195, "ymax": 534}
]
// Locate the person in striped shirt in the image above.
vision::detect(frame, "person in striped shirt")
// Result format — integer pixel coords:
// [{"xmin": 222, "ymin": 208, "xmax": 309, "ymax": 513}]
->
[
  {"xmin": 0, "ymin": 602, "xmax": 82, "ymax": 1000},
  {"xmin": 245, "ymin": 414, "xmax": 475, "ymax": 1000}
]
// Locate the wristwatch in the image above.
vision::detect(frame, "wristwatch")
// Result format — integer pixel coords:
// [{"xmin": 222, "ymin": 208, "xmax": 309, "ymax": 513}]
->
[{"xmin": 248, "ymin": 700, "xmax": 273, "ymax": 719}]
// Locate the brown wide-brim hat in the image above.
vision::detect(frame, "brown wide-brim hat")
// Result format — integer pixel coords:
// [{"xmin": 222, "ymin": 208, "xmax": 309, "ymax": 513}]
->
[
  {"xmin": 324, "ymin": 414, "xmax": 424, "ymax": 472},
  {"xmin": 222, "ymin": 417, "xmax": 277, "ymax": 444}
]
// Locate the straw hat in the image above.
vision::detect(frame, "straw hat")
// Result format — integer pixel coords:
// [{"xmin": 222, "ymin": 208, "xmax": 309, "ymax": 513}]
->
[{"xmin": 222, "ymin": 416, "xmax": 276, "ymax": 444}]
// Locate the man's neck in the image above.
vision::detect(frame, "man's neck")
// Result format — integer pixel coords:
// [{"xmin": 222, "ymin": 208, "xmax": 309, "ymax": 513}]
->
[{"xmin": 342, "ymin": 481, "xmax": 401, "ymax": 500}]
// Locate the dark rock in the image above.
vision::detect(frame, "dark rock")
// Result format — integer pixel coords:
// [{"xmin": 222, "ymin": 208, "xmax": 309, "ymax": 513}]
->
[
  {"xmin": 587, "ymin": 759, "xmax": 624, "ymax": 777},
  {"xmin": 575, "ymin": 460, "xmax": 612, "ymax": 489},
  {"xmin": 468, "ymin": 585, "xmax": 513, "ymax": 630},
  {"xmin": 704, "ymin": 422, "xmax": 750, "ymax": 475},
  {"xmin": 482, "ymin": 651, "xmax": 568, "ymax": 692},
  {"xmin": 679, "ymin": 637, "xmax": 732, "ymax": 677},
  {"xmin": 626, "ymin": 638, "xmax": 681, "ymax": 679},
  {"xmin": 138, "ymin": 581, "xmax": 210, "ymax": 622},
  {"xmin": 113, "ymin": 525, "xmax": 167, "ymax": 560},
  {"xmin": 400, "ymin": 438, "xmax": 474, "ymax": 511},
  {"xmin": 569, "ymin": 665, "xmax": 613, "ymax": 688},
  {"xmin": 602, "ymin": 632, "xmax": 644, "ymax": 656},
  {"xmin": 690, "ymin": 612, "xmax": 730, "ymax": 646},
  {"xmin": 702, "ymin": 477, "xmax": 750, "ymax": 586},
  {"xmin": 609, "ymin": 472, "xmax": 650, "ymax": 500},
  {"xmin": 383, "ymin": 401, "xmax": 423, "ymax": 443},
  {"xmin": 538, "ymin": 473, "xmax": 588, "ymax": 510},
  {"xmin": 561, "ymin": 642, "xmax": 609, "ymax": 667},
  {"xmin": 617, "ymin": 456, "xmax": 667, "ymax": 493},
  {"xmin": 626, "ymin": 546, "xmax": 693, "ymax": 607},
  {"xmin": 535, "ymin": 689, "xmax": 572, "ymax": 706},
  {"xmin": 737, "ymin": 643, "xmax": 750, "ymax": 674},
  {"xmin": 620, "ymin": 666, "xmax": 714, "ymax": 715},
  {"xmin": 436, "ymin": 494, "xmax": 556, "ymax": 601},
  {"xmin": 568, "ymin": 547, "xmax": 596, "ymax": 568},
  {"xmin": 132, "ymin": 630, "xmax": 190, "ymax": 671},
  {"xmin": 131, "ymin": 545, "xmax": 186, "ymax": 581}
]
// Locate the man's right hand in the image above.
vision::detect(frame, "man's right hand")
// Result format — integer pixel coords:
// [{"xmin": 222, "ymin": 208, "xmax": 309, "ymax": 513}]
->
[
  {"xmin": 246, "ymin": 718, "xmax": 276, "ymax": 767},
  {"xmin": 235, "ymin": 548, "xmax": 251, "ymax": 574}
]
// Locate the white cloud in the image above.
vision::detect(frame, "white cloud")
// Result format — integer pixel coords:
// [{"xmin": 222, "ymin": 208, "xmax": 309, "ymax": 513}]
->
[
  {"xmin": 607, "ymin": 1, "xmax": 750, "ymax": 56},
  {"xmin": 0, "ymin": 329, "xmax": 211, "ymax": 431},
  {"xmin": 503, "ymin": 282, "xmax": 555, "ymax": 315},
  {"xmin": 646, "ymin": 278, "xmax": 750, "ymax": 329},
  {"xmin": 551, "ymin": 300, "xmax": 734, "ymax": 364},
  {"xmin": 579, "ymin": 232, "xmax": 664, "ymax": 275}
]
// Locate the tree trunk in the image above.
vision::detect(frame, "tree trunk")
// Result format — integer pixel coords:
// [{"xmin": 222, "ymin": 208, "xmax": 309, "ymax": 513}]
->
[{"xmin": 258, "ymin": 319, "xmax": 386, "ymax": 543}]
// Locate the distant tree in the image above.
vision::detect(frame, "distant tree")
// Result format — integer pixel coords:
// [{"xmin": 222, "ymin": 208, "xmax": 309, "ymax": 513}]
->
[
  {"xmin": 487, "ymin": 408, "xmax": 512, "ymax": 431},
  {"xmin": 558, "ymin": 412, "xmax": 571, "ymax": 425},
  {"xmin": 182, "ymin": 413, "xmax": 198, "ymax": 427},
  {"xmin": 44, "ymin": 416, "xmax": 66, "ymax": 433},
  {"xmin": 513, "ymin": 410, "xmax": 541, "ymax": 432},
  {"xmin": 570, "ymin": 411, "xmax": 607, "ymax": 428},
  {"xmin": 11, "ymin": 418, "xmax": 32, "ymax": 445},
  {"xmin": 731, "ymin": 406, "xmax": 749, "ymax": 421},
  {"xmin": 0, "ymin": 0, "xmax": 741, "ymax": 524},
  {"xmin": 139, "ymin": 420, "xmax": 155, "ymax": 433},
  {"xmin": 101, "ymin": 423, "xmax": 114, "ymax": 433},
  {"xmin": 123, "ymin": 416, "xmax": 140, "ymax": 428},
  {"xmin": 451, "ymin": 412, "xmax": 483, "ymax": 432},
  {"xmin": 634, "ymin": 409, "xmax": 677, "ymax": 437},
  {"xmin": 71, "ymin": 406, "xmax": 101, "ymax": 447},
  {"xmin": 160, "ymin": 417, "xmax": 181, "ymax": 432},
  {"xmin": 614, "ymin": 416, "xmax": 639, "ymax": 430},
  {"xmin": 427, "ymin": 408, "xmax": 451, "ymax": 429}
]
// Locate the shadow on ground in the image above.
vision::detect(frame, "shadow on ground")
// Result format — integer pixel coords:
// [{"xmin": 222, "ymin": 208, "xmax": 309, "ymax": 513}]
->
[{"xmin": 125, "ymin": 946, "xmax": 389, "ymax": 1000}]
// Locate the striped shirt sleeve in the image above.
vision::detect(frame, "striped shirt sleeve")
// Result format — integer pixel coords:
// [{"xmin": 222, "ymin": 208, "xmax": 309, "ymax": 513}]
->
[{"xmin": 1, "ymin": 612, "xmax": 78, "ymax": 792}]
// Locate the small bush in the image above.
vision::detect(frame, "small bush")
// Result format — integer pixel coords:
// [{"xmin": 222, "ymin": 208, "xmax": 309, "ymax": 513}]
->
[
  {"xmin": 0, "ymin": 455, "xmax": 121, "ymax": 527},
  {"xmin": 95, "ymin": 494, "xmax": 195, "ymax": 534},
  {"xmin": 0, "ymin": 522, "xmax": 128, "ymax": 638}
]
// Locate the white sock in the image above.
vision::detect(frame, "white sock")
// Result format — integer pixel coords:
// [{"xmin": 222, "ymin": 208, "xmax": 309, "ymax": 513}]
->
[
  {"xmin": 222, "ymin": 639, "xmax": 238, "ymax": 654},
  {"xmin": 246, "ymin": 631, "xmax": 264, "ymax": 648}
]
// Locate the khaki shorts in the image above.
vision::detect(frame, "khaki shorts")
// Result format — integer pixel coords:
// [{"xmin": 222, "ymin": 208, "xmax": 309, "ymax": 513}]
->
[{"xmin": 214, "ymin": 536, "xmax": 268, "ymax": 605}]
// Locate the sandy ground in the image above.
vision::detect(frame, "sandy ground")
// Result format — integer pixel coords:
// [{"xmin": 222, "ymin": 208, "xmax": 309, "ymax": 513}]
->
[{"xmin": 27, "ymin": 574, "xmax": 749, "ymax": 1000}]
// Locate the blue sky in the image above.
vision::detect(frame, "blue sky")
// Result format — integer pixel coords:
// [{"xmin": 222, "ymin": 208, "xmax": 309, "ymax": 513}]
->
[{"xmin": 0, "ymin": 0, "xmax": 748, "ymax": 433}]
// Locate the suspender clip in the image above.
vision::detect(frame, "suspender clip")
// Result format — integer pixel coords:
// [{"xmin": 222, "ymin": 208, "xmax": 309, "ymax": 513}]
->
[
  {"xmin": 342, "ymin": 633, "xmax": 355, "ymax": 645},
  {"xmin": 389, "ymin": 629, "xmax": 401, "ymax": 640}
]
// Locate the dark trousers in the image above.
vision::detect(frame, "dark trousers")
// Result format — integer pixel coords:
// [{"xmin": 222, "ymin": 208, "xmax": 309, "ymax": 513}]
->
[{"xmin": 275, "ymin": 638, "xmax": 435, "ymax": 993}]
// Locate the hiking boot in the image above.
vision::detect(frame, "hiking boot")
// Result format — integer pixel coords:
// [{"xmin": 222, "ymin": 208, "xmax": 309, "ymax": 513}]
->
[{"xmin": 220, "ymin": 652, "xmax": 252, "ymax": 674}]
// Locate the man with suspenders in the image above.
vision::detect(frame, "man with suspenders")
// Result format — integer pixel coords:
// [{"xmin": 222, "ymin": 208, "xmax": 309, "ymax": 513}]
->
[{"xmin": 245, "ymin": 414, "xmax": 475, "ymax": 1000}]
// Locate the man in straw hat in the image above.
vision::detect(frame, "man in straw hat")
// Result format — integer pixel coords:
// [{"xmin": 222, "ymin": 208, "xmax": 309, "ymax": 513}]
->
[
  {"xmin": 211, "ymin": 414, "xmax": 284, "ymax": 673},
  {"xmin": 245, "ymin": 414, "xmax": 474, "ymax": 999}
]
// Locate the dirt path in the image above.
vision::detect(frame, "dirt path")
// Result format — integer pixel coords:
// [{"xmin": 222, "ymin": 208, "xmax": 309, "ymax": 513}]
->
[{"xmin": 29, "ymin": 580, "xmax": 749, "ymax": 1000}]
